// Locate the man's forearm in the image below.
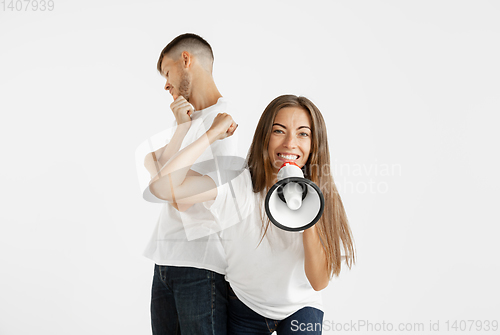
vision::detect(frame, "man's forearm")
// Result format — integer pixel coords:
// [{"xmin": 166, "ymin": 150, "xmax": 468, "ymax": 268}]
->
[
  {"xmin": 151, "ymin": 130, "xmax": 218, "ymax": 188},
  {"xmin": 144, "ymin": 122, "xmax": 191, "ymax": 178},
  {"xmin": 148, "ymin": 130, "xmax": 217, "ymax": 203},
  {"xmin": 156, "ymin": 122, "xmax": 191, "ymax": 167}
]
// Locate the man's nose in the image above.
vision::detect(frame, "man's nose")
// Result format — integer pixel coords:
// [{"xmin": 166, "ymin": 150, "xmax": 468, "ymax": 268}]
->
[{"xmin": 164, "ymin": 81, "xmax": 170, "ymax": 91}]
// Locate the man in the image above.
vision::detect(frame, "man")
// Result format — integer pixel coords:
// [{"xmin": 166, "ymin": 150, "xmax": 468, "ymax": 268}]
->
[{"xmin": 142, "ymin": 33, "xmax": 238, "ymax": 335}]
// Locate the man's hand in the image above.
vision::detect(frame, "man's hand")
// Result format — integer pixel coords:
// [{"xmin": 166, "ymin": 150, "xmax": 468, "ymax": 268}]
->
[
  {"xmin": 208, "ymin": 113, "xmax": 238, "ymax": 141},
  {"xmin": 170, "ymin": 96, "xmax": 194, "ymax": 125}
]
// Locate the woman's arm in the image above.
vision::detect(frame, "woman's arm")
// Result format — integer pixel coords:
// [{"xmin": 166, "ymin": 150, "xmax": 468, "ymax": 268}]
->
[
  {"xmin": 149, "ymin": 113, "xmax": 237, "ymax": 205},
  {"xmin": 303, "ymin": 225, "xmax": 330, "ymax": 291}
]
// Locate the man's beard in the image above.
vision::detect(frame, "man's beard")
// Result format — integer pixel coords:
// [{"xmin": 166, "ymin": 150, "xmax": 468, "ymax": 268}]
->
[{"xmin": 178, "ymin": 69, "xmax": 191, "ymax": 101}]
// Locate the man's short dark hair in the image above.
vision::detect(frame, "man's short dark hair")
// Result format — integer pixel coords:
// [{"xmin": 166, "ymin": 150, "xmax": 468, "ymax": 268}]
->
[{"xmin": 157, "ymin": 33, "xmax": 214, "ymax": 74}]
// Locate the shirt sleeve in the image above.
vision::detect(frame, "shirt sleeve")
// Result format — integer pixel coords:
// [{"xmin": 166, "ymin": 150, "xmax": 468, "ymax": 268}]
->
[{"xmin": 202, "ymin": 169, "xmax": 255, "ymax": 231}]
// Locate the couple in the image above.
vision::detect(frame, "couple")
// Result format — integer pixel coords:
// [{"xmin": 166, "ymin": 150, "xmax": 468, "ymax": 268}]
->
[{"xmin": 142, "ymin": 33, "xmax": 355, "ymax": 335}]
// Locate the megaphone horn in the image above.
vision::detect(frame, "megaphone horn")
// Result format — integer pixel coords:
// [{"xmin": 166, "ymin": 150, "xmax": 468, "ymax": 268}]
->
[{"xmin": 265, "ymin": 162, "xmax": 325, "ymax": 232}]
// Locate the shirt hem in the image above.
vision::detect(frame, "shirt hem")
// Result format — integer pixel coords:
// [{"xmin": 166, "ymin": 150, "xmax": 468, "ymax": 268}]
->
[
  {"xmin": 144, "ymin": 256, "xmax": 226, "ymax": 275},
  {"xmin": 232, "ymin": 287, "xmax": 323, "ymax": 320}
]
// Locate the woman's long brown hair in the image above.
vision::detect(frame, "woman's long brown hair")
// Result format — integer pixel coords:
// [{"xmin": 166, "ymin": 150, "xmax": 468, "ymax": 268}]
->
[{"xmin": 246, "ymin": 95, "xmax": 355, "ymax": 278}]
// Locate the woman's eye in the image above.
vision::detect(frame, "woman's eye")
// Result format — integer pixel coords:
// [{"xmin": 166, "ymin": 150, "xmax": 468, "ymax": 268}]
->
[
  {"xmin": 299, "ymin": 132, "xmax": 309, "ymax": 137},
  {"xmin": 273, "ymin": 129, "xmax": 284, "ymax": 134}
]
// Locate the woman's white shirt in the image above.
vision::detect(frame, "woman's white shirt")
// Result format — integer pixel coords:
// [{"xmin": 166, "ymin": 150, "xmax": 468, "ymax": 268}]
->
[{"xmin": 204, "ymin": 168, "xmax": 323, "ymax": 320}]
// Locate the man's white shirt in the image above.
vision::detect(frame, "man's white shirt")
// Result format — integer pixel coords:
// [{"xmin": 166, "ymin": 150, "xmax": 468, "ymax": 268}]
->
[{"xmin": 140, "ymin": 98, "xmax": 242, "ymax": 274}]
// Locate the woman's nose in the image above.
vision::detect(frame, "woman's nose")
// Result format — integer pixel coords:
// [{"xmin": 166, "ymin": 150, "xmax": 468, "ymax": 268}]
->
[{"xmin": 283, "ymin": 134, "xmax": 297, "ymax": 148}]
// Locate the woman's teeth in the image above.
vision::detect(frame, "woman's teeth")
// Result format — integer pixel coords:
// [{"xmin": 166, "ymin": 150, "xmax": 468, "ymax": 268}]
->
[{"xmin": 278, "ymin": 154, "xmax": 299, "ymax": 160}]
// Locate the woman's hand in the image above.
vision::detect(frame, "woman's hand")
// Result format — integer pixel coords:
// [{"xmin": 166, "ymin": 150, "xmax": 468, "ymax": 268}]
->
[
  {"xmin": 170, "ymin": 96, "xmax": 194, "ymax": 125},
  {"xmin": 208, "ymin": 113, "xmax": 238, "ymax": 141},
  {"xmin": 303, "ymin": 225, "xmax": 330, "ymax": 291}
]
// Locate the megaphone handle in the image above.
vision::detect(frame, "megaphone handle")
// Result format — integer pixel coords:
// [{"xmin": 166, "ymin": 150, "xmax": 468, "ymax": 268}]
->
[{"xmin": 276, "ymin": 181, "xmax": 308, "ymax": 203}]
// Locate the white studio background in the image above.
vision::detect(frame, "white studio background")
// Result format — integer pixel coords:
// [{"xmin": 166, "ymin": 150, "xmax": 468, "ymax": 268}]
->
[{"xmin": 1, "ymin": 1, "xmax": 499, "ymax": 334}]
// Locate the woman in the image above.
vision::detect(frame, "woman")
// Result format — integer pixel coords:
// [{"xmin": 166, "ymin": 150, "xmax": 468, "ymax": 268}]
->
[{"xmin": 149, "ymin": 95, "xmax": 356, "ymax": 334}]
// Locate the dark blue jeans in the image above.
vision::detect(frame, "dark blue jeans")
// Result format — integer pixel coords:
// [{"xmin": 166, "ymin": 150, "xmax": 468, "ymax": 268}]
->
[
  {"xmin": 151, "ymin": 264, "xmax": 228, "ymax": 335},
  {"xmin": 228, "ymin": 285, "xmax": 324, "ymax": 334}
]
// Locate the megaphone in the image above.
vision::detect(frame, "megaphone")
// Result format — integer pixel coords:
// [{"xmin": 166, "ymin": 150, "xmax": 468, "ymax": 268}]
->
[{"xmin": 265, "ymin": 162, "xmax": 325, "ymax": 232}]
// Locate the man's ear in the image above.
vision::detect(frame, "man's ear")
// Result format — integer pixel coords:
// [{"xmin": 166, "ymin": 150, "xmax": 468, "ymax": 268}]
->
[{"xmin": 181, "ymin": 51, "xmax": 192, "ymax": 69}]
